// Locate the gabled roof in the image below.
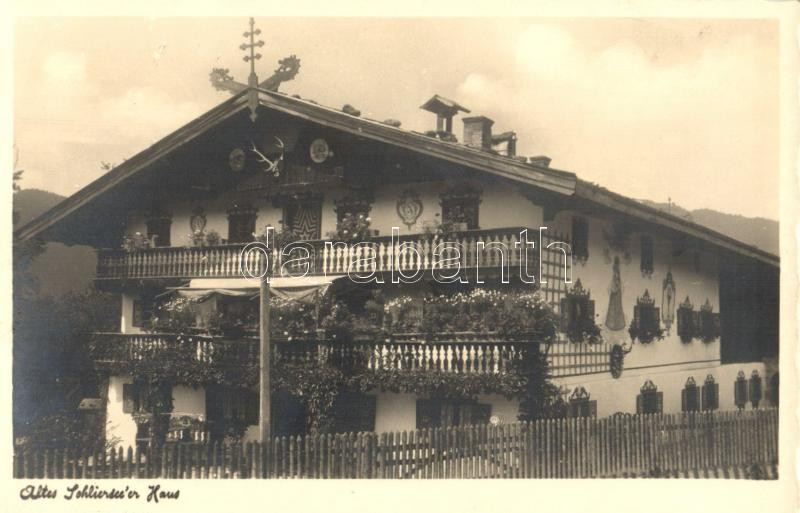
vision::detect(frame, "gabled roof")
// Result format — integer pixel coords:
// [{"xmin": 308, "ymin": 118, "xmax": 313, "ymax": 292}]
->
[
  {"xmin": 16, "ymin": 87, "xmax": 779, "ymax": 268},
  {"xmin": 15, "ymin": 91, "xmax": 252, "ymax": 242}
]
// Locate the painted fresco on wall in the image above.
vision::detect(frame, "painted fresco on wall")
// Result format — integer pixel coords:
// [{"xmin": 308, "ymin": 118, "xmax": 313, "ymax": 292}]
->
[
  {"xmin": 604, "ymin": 256, "xmax": 627, "ymax": 331},
  {"xmin": 661, "ymin": 270, "xmax": 676, "ymax": 334}
]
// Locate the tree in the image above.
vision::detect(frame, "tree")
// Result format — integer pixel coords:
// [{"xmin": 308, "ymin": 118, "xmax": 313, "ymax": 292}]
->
[{"xmin": 12, "ymin": 152, "xmax": 119, "ymax": 444}]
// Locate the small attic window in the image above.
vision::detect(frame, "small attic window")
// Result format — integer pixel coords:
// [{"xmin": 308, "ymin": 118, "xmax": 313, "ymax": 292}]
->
[
  {"xmin": 640, "ymin": 235, "xmax": 654, "ymax": 276},
  {"xmin": 571, "ymin": 217, "xmax": 589, "ymax": 262}
]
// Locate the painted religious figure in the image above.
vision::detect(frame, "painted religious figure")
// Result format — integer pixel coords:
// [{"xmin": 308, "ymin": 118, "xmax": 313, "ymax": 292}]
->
[
  {"xmin": 661, "ymin": 270, "xmax": 676, "ymax": 334},
  {"xmin": 605, "ymin": 256, "xmax": 626, "ymax": 330}
]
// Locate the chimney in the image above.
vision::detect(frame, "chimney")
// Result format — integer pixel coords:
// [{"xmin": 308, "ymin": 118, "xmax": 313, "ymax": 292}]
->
[
  {"xmin": 491, "ymin": 131, "xmax": 517, "ymax": 157},
  {"xmin": 462, "ymin": 116, "xmax": 494, "ymax": 150},
  {"xmin": 420, "ymin": 95, "xmax": 470, "ymax": 135}
]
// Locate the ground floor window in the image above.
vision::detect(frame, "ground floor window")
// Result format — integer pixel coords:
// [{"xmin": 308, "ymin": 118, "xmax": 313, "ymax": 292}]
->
[
  {"xmin": 332, "ymin": 392, "xmax": 376, "ymax": 434},
  {"xmin": 681, "ymin": 377, "xmax": 700, "ymax": 412},
  {"xmin": 636, "ymin": 380, "xmax": 663, "ymax": 414},
  {"xmin": 701, "ymin": 375, "xmax": 719, "ymax": 411},
  {"xmin": 416, "ymin": 398, "xmax": 491, "ymax": 429},
  {"xmin": 734, "ymin": 371, "xmax": 748, "ymax": 409},
  {"xmin": 749, "ymin": 370, "xmax": 763, "ymax": 409},
  {"xmin": 205, "ymin": 385, "xmax": 259, "ymax": 439},
  {"xmin": 566, "ymin": 387, "xmax": 597, "ymax": 418}
]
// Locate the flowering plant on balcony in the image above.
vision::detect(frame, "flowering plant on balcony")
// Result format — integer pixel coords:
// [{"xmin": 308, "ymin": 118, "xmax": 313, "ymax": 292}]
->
[
  {"xmin": 327, "ymin": 212, "xmax": 374, "ymax": 242},
  {"xmin": 270, "ymin": 295, "xmax": 317, "ymax": 339},
  {"xmin": 146, "ymin": 297, "xmax": 200, "ymax": 333},
  {"xmin": 382, "ymin": 289, "xmax": 557, "ymax": 342},
  {"xmin": 256, "ymin": 221, "xmax": 302, "ymax": 248},
  {"xmin": 187, "ymin": 229, "xmax": 222, "ymax": 248},
  {"xmin": 122, "ymin": 232, "xmax": 154, "ymax": 252}
]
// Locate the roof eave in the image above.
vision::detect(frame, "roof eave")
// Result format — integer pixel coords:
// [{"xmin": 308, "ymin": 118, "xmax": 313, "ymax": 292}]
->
[{"xmin": 574, "ymin": 179, "xmax": 779, "ymax": 268}]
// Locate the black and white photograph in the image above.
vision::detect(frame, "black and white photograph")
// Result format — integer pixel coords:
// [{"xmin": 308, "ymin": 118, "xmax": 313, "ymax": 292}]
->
[{"xmin": 5, "ymin": 4, "xmax": 797, "ymax": 512}]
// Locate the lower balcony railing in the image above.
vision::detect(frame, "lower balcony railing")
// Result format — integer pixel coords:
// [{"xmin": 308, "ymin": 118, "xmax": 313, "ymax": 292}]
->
[
  {"xmin": 91, "ymin": 333, "xmax": 613, "ymax": 378},
  {"xmin": 96, "ymin": 227, "xmax": 538, "ymax": 281}
]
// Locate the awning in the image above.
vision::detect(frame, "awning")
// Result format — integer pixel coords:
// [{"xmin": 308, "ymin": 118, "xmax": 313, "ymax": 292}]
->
[{"xmin": 163, "ymin": 275, "xmax": 344, "ymax": 304}]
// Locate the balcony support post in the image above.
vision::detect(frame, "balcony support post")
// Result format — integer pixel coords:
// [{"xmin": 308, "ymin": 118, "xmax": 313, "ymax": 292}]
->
[{"xmin": 259, "ymin": 271, "xmax": 272, "ymax": 442}]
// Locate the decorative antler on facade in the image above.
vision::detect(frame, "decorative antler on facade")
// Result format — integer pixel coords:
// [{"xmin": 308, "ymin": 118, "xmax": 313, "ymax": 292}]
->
[{"xmin": 249, "ymin": 137, "xmax": 285, "ymax": 176}]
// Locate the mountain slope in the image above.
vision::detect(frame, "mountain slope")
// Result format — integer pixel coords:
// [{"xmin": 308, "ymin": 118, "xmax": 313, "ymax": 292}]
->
[
  {"xmin": 13, "ymin": 189, "xmax": 96, "ymax": 297},
  {"xmin": 638, "ymin": 200, "xmax": 778, "ymax": 256}
]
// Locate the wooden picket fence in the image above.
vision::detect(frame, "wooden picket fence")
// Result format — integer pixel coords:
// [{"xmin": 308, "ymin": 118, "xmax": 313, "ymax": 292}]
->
[{"xmin": 14, "ymin": 409, "xmax": 777, "ymax": 479}]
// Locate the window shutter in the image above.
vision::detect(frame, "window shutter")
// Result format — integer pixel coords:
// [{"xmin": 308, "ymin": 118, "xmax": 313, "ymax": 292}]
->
[
  {"xmin": 681, "ymin": 388, "xmax": 687, "ymax": 412},
  {"xmin": 416, "ymin": 399, "xmax": 440, "ymax": 429},
  {"xmin": 560, "ymin": 298, "xmax": 571, "ymax": 332},
  {"xmin": 363, "ymin": 396, "xmax": 377, "ymax": 432},
  {"xmin": 656, "ymin": 392, "xmax": 663, "ymax": 413},
  {"xmin": 653, "ymin": 308, "xmax": 660, "ymax": 332},
  {"xmin": 587, "ymin": 300, "xmax": 595, "ymax": 324},
  {"xmin": 692, "ymin": 311, "xmax": 700, "ymax": 337},
  {"xmin": 713, "ymin": 383, "xmax": 719, "ymax": 410},
  {"xmin": 588, "ymin": 400, "xmax": 597, "ymax": 418},
  {"xmin": 636, "ymin": 394, "xmax": 643, "ymax": 414}
]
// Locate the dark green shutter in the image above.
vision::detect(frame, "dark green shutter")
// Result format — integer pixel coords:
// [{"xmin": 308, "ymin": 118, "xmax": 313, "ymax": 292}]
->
[{"xmin": 560, "ymin": 298, "xmax": 571, "ymax": 333}]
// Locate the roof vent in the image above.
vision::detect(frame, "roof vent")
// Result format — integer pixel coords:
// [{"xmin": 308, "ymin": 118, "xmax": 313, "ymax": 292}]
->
[
  {"xmin": 462, "ymin": 116, "xmax": 494, "ymax": 150},
  {"xmin": 420, "ymin": 95, "xmax": 470, "ymax": 135}
]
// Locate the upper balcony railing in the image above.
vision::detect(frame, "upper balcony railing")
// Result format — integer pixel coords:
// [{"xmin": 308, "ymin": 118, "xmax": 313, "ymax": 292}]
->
[{"xmin": 96, "ymin": 227, "xmax": 541, "ymax": 281}]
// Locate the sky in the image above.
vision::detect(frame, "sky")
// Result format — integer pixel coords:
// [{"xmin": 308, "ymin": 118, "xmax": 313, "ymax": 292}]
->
[{"xmin": 13, "ymin": 17, "xmax": 780, "ymax": 220}]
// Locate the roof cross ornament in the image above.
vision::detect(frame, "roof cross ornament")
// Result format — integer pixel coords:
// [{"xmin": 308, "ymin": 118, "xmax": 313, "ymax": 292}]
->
[
  {"xmin": 241, "ymin": 17, "xmax": 264, "ymax": 121},
  {"xmin": 209, "ymin": 17, "xmax": 301, "ymax": 122}
]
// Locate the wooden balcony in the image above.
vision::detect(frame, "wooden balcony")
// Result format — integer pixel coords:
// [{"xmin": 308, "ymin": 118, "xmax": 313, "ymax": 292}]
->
[
  {"xmin": 96, "ymin": 227, "xmax": 540, "ymax": 281},
  {"xmin": 90, "ymin": 332, "xmax": 614, "ymax": 379}
]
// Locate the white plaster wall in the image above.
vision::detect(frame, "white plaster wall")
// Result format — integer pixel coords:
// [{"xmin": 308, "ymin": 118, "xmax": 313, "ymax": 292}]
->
[
  {"xmin": 105, "ymin": 377, "xmax": 207, "ymax": 448},
  {"xmin": 120, "ymin": 294, "xmax": 136, "ymax": 333},
  {"xmin": 551, "ymin": 211, "xmax": 721, "ymax": 370},
  {"xmin": 106, "ymin": 375, "xmax": 138, "ymax": 448}
]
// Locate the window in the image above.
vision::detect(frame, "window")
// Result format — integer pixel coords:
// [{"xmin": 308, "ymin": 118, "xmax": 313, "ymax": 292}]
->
[
  {"xmin": 749, "ymin": 370, "xmax": 763, "ymax": 409},
  {"xmin": 217, "ymin": 296, "xmax": 258, "ymax": 328},
  {"xmin": 227, "ymin": 204, "xmax": 257, "ymax": 243},
  {"xmin": 416, "ymin": 398, "xmax": 491, "ymax": 429},
  {"xmin": 122, "ymin": 382, "xmax": 157, "ymax": 414},
  {"xmin": 205, "ymin": 385, "xmax": 259, "ymax": 427},
  {"xmin": 734, "ymin": 371, "xmax": 748, "ymax": 410},
  {"xmin": 571, "ymin": 217, "xmax": 589, "ymax": 261},
  {"xmin": 630, "ymin": 290, "xmax": 662, "ymax": 343},
  {"xmin": 559, "ymin": 279, "xmax": 597, "ymax": 343},
  {"xmin": 640, "ymin": 235, "xmax": 653, "ymax": 276},
  {"xmin": 676, "ymin": 297, "xmax": 696, "ymax": 343},
  {"xmin": 146, "ymin": 216, "xmax": 172, "ymax": 247},
  {"xmin": 334, "ymin": 192, "xmax": 373, "ymax": 224},
  {"xmin": 701, "ymin": 375, "xmax": 719, "ymax": 411},
  {"xmin": 332, "ymin": 392, "xmax": 376, "ymax": 433},
  {"xmin": 566, "ymin": 387, "xmax": 597, "ymax": 418},
  {"xmin": 132, "ymin": 298, "xmax": 154, "ymax": 328},
  {"xmin": 636, "ymin": 380, "xmax": 662, "ymax": 414},
  {"xmin": 440, "ymin": 186, "xmax": 481, "ymax": 230},
  {"xmin": 283, "ymin": 197, "xmax": 322, "ymax": 240},
  {"xmin": 681, "ymin": 377, "xmax": 700, "ymax": 412},
  {"xmin": 698, "ymin": 299, "xmax": 720, "ymax": 342}
]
